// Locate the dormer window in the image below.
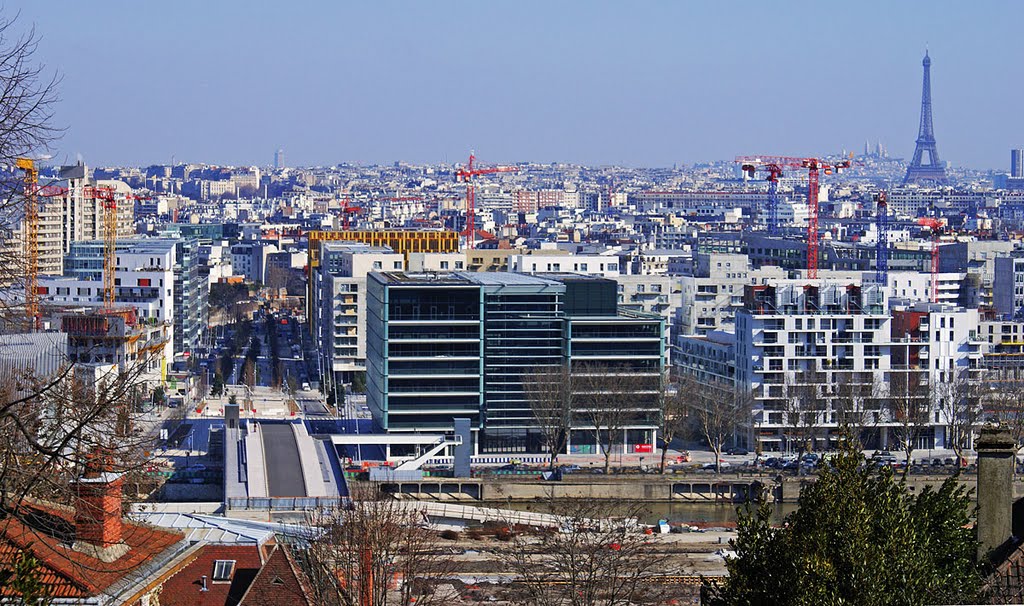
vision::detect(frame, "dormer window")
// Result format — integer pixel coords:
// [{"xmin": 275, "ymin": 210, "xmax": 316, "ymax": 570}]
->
[{"xmin": 212, "ymin": 560, "xmax": 235, "ymax": 582}]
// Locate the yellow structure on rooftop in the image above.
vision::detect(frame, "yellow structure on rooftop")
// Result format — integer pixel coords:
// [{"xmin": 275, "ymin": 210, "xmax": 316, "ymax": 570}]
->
[{"xmin": 307, "ymin": 229, "xmax": 459, "ymax": 268}]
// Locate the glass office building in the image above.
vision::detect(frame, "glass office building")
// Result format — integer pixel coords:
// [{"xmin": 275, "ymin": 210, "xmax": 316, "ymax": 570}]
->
[{"xmin": 366, "ymin": 272, "xmax": 665, "ymax": 455}]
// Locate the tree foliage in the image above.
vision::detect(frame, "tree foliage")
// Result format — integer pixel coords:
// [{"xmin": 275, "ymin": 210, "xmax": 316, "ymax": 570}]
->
[{"xmin": 704, "ymin": 440, "xmax": 983, "ymax": 606}]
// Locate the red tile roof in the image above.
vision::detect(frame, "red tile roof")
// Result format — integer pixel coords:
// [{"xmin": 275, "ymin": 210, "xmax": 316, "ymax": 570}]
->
[
  {"xmin": 159, "ymin": 544, "xmax": 263, "ymax": 606},
  {"xmin": 0, "ymin": 502, "xmax": 183, "ymax": 599},
  {"xmin": 238, "ymin": 545, "xmax": 313, "ymax": 606}
]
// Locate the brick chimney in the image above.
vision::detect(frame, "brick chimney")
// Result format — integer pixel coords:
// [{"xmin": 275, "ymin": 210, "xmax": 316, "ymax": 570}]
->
[
  {"xmin": 977, "ymin": 425, "xmax": 1016, "ymax": 564},
  {"xmin": 73, "ymin": 451, "xmax": 129, "ymax": 563}
]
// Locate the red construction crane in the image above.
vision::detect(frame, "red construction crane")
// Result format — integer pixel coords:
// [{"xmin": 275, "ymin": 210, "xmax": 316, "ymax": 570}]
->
[
  {"xmin": 338, "ymin": 191, "xmax": 362, "ymax": 230},
  {"xmin": 84, "ymin": 185, "xmax": 119, "ymax": 310},
  {"xmin": 735, "ymin": 155, "xmax": 852, "ymax": 279},
  {"xmin": 454, "ymin": 153, "xmax": 519, "ymax": 249},
  {"xmin": 917, "ymin": 217, "xmax": 946, "ymax": 303}
]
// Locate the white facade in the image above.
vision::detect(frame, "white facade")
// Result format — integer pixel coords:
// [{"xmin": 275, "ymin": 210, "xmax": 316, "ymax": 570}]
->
[
  {"xmin": 883, "ymin": 270, "xmax": 964, "ymax": 306},
  {"xmin": 509, "ymin": 254, "xmax": 620, "ymax": 277},
  {"xmin": 407, "ymin": 252, "xmax": 466, "ymax": 273},
  {"xmin": 735, "ymin": 280, "xmax": 893, "ymax": 451},
  {"xmin": 317, "ymin": 244, "xmax": 405, "ymax": 384}
]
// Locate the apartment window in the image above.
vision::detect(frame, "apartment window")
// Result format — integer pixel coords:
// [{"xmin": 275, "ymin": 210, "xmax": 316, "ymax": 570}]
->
[
  {"xmin": 393, "ymin": 261, "xmax": 402, "ymax": 269},
  {"xmin": 580, "ymin": 263, "xmax": 588, "ymax": 271},
  {"xmin": 608, "ymin": 264, "xmax": 618, "ymax": 271},
  {"xmin": 455, "ymin": 262, "xmax": 464, "ymax": 269},
  {"xmin": 372, "ymin": 261, "xmax": 382, "ymax": 269},
  {"xmin": 637, "ymin": 285, "xmax": 645, "ymax": 293},
  {"xmin": 440, "ymin": 261, "xmax": 449, "ymax": 269}
]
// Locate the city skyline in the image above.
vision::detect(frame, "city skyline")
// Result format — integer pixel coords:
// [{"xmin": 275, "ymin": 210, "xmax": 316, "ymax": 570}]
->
[{"xmin": 9, "ymin": 1, "xmax": 1024, "ymax": 170}]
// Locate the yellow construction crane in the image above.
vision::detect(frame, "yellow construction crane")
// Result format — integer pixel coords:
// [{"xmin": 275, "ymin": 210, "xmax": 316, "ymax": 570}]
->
[
  {"xmin": 15, "ymin": 157, "xmax": 39, "ymax": 330},
  {"xmin": 90, "ymin": 185, "xmax": 118, "ymax": 311}
]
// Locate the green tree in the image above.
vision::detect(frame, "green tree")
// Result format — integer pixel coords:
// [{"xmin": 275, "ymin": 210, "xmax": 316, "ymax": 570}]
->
[
  {"xmin": 704, "ymin": 439, "xmax": 983, "ymax": 606},
  {"xmin": 0, "ymin": 548, "xmax": 48, "ymax": 605},
  {"xmin": 211, "ymin": 373, "xmax": 225, "ymax": 398},
  {"xmin": 351, "ymin": 371, "xmax": 366, "ymax": 394}
]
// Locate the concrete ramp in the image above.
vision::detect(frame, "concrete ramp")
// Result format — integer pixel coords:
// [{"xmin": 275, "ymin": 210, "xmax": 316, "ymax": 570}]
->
[{"xmin": 260, "ymin": 423, "xmax": 306, "ymax": 497}]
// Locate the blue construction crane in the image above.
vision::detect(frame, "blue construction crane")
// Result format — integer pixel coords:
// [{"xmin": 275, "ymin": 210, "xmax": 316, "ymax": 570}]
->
[{"xmin": 875, "ymin": 192, "xmax": 889, "ymax": 285}]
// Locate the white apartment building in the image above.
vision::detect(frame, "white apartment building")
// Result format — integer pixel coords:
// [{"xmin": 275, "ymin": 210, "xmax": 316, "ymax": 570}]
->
[
  {"xmin": 993, "ymin": 255, "xmax": 1024, "ymax": 320},
  {"xmin": 14, "ymin": 163, "xmax": 135, "ymax": 277},
  {"xmin": 229, "ymin": 242, "xmax": 279, "ymax": 283},
  {"xmin": 733, "ymin": 280, "xmax": 983, "ymax": 452},
  {"xmin": 613, "ymin": 274, "xmax": 682, "ymax": 344},
  {"xmin": 735, "ymin": 280, "xmax": 892, "ymax": 452},
  {"xmin": 406, "ymin": 252, "xmax": 466, "ymax": 273},
  {"xmin": 38, "ymin": 240, "xmax": 176, "ymax": 371},
  {"xmin": 509, "ymin": 254, "xmax": 621, "ymax": 277},
  {"xmin": 316, "ymin": 243, "xmax": 405, "ymax": 391},
  {"xmin": 675, "ymin": 254, "xmax": 786, "ymax": 337},
  {"xmin": 883, "ymin": 270, "xmax": 964, "ymax": 306}
]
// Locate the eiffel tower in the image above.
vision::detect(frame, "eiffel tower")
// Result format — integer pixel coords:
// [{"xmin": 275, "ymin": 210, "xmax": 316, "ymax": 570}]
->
[{"xmin": 904, "ymin": 51, "xmax": 948, "ymax": 185}]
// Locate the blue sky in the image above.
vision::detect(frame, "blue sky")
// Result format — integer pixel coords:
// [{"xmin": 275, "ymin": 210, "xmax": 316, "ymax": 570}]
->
[{"xmin": 9, "ymin": 1, "xmax": 1022, "ymax": 169}]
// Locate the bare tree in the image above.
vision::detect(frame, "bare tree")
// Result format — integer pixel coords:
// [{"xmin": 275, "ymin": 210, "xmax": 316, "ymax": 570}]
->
[
  {"xmin": 833, "ymin": 374, "xmax": 874, "ymax": 449},
  {"xmin": 297, "ymin": 484, "xmax": 458, "ymax": 606},
  {"xmin": 575, "ymin": 363, "xmax": 655, "ymax": 474},
  {"xmin": 0, "ymin": 14, "xmax": 62, "ymax": 328},
  {"xmin": 659, "ymin": 374, "xmax": 697, "ymax": 473},
  {"xmin": 938, "ymin": 368, "xmax": 984, "ymax": 466},
  {"xmin": 989, "ymin": 378, "xmax": 1024, "ymax": 452},
  {"xmin": 783, "ymin": 368, "xmax": 828, "ymax": 456},
  {"xmin": 690, "ymin": 381, "xmax": 753, "ymax": 474},
  {"xmin": 499, "ymin": 498, "xmax": 671, "ymax": 606},
  {"xmin": 522, "ymin": 364, "xmax": 573, "ymax": 470},
  {"xmin": 886, "ymin": 368, "xmax": 931, "ymax": 473}
]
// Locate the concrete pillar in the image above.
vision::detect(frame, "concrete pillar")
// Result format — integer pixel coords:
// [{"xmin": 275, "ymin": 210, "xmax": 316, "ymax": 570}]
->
[
  {"xmin": 976, "ymin": 426, "xmax": 1016, "ymax": 564},
  {"xmin": 224, "ymin": 401, "xmax": 239, "ymax": 430}
]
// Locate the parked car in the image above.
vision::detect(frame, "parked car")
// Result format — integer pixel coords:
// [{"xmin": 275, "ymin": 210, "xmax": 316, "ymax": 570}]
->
[
  {"xmin": 872, "ymin": 451, "xmax": 898, "ymax": 467},
  {"xmin": 726, "ymin": 447, "xmax": 749, "ymax": 456},
  {"xmin": 702, "ymin": 461, "xmax": 731, "ymax": 470}
]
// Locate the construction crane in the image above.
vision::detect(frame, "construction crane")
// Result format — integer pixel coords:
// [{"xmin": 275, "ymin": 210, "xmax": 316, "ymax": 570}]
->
[
  {"xmin": 917, "ymin": 216, "xmax": 945, "ymax": 303},
  {"xmin": 86, "ymin": 185, "xmax": 119, "ymax": 310},
  {"xmin": 737, "ymin": 161, "xmax": 785, "ymax": 235},
  {"xmin": 454, "ymin": 153, "xmax": 519, "ymax": 249},
  {"xmin": 15, "ymin": 158, "xmax": 39, "ymax": 330},
  {"xmin": 875, "ymin": 192, "xmax": 889, "ymax": 285},
  {"xmin": 736, "ymin": 156, "xmax": 852, "ymax": 279},
  {"xmin": 339, "ymin": 191, "xmax": 362, "ymax": 230}
]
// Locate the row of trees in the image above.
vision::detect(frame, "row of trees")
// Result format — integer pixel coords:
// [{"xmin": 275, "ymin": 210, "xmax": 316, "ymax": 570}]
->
[
  {"xmin": 524, "ymin": 363, "xmax": 661, "ymax": 474},
  {"xmin": 523, "ymin": 362, "xmax": 1005, "ymax": 474}
]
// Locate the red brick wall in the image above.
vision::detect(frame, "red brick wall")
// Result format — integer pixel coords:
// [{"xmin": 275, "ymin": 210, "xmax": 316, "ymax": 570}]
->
[{"xmin": 75, "ymin": 477, "xmax": 123, "ymax": 547}]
